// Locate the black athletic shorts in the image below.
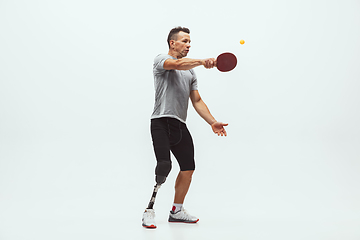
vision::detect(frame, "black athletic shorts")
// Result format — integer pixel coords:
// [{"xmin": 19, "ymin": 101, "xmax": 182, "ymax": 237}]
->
[{"xmin": 151, "ymin": 117, "xmax": 195, "ymax": 173}]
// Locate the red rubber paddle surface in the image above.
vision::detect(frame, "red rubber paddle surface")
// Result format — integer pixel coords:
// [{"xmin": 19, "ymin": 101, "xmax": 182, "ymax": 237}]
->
[{"xmin": 216, "ymin": 52, "xmax": 237, "ymax": 72}]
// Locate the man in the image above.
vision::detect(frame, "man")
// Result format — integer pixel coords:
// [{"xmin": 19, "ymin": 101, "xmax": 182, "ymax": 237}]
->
[{"xmin": 142, "ymin": 27, "xmax": 228, "ymax": 228}]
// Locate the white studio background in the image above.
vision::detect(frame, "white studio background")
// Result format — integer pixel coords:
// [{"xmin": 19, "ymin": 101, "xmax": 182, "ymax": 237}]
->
[{"xmin": 1, "ymin": 0, "xmax": 359, "ymax": 240}]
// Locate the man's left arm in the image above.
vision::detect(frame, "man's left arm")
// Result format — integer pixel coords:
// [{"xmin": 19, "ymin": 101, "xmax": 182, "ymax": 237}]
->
[{"xmin": 190, "ymin": 90, "xmax": 228, "ymax": 136}]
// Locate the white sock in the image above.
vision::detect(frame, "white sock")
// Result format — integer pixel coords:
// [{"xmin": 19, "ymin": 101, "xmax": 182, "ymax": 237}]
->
[{"xmin": 172, "ymin": 203, "xmax": 183, "ymax": 213}]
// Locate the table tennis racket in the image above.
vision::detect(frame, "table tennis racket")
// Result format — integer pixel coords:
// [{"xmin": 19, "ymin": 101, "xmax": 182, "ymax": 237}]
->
[{"xmin": 216, "ymin": 52, "xmax": 237, "ymax": 72}]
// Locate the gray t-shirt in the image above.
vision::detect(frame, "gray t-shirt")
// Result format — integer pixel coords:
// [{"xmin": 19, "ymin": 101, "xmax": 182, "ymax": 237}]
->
[{"xmin": 151, "ymin": 54, "xmax": 198, "ymax": 123}]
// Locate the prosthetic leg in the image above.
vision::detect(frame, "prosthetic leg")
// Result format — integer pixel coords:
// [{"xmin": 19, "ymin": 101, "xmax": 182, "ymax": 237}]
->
[
  {"xmin": 146, "ymin": 183, "xmax": 161, "ymax": 209},
  {"xmin": 142, "ymin": 165, "xmax": 171, "ymax": 228},
  {"xmin": 146, "ymin": 161, "xmax": 171, "ymax": 209}
]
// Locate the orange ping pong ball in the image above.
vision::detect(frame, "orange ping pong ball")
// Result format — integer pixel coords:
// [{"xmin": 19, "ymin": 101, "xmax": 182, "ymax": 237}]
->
[{"xmin": 240, "ymin": 39, "xmax": 245, "ymax": 44}]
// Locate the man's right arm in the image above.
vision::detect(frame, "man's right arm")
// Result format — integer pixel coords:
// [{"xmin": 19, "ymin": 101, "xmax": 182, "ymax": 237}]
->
[{"xmin": 163, "ymin": 58, "xmax": 216, "ymax": 70}]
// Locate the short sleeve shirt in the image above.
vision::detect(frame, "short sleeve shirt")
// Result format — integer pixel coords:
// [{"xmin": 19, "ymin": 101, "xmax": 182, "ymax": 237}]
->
[{"xmin": 151, "ymin": 54, "xmax": 198, "ymax": 123}]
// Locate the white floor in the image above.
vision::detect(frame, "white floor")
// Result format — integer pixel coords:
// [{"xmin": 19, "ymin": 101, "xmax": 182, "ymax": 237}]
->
[
  {"xmin": 0, "ymin": 141, "xmax": 360, "ymax": 240},
  {"xmin": 1, "ymin": 198, "xmax": 359, "ymax": 240}
]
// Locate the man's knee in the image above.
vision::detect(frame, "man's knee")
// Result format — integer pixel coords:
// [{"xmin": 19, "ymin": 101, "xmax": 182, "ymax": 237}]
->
[
  {"xmin": 155, "ymin": 161, "xmax": 172, "ymax": 184},
  {"xmin": 180, "ymin": 170, "xmax": 194, "ymax": 179},
  {"xmin": 155, "ymin": 161, "xmax": 172, "ymax": 176}
]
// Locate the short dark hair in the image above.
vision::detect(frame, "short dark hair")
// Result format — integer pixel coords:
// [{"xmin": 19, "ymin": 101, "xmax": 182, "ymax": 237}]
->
[{"xmin": 167, "ymin": 26, "xmax": 190, "ymax": 48}]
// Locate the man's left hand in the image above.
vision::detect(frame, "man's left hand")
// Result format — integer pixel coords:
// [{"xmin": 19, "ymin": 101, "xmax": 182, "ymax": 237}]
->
[{"xmin": 211, "ymin": 122, "xmax": 228, "ymax": 136}]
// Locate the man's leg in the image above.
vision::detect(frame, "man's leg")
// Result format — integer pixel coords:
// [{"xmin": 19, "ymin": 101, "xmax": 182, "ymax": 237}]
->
[
  {"xmin": 174, "ymin": 170, "xmax": 194, "ymax": 204},
  {"xmin": 170, "ymin": 122, "xmax": 195, "ymax": 208},
  {"xmin": 147, "ymin": 118, "xmax": 172, "ymax": 208},
  {"xmin": 168, "ymin": 123, "xmax": 199, "ymax": 223},
  {"xmin": 169, "ymin": 169, "xmax": 199, "ymax": 223},
  {"xmin": 142, "ymin": 118, "xmax": 172, "ymax": 229}
]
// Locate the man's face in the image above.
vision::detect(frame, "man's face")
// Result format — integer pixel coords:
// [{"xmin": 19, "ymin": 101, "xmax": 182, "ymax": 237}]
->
[{"xmin": 171, "ymin": 31, "xmax": 191, "ymax": 58}]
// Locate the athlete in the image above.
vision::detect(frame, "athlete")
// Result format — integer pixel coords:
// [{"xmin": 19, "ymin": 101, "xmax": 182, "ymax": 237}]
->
[{"xmin": 142, "ymin": 27, "xmax": 228, "ymax": 228}]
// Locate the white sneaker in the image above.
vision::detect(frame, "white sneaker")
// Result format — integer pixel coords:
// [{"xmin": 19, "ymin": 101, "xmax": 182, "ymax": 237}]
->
[
  {"xmin": 142, "ymin": 209, "xmax": 156, "ymax": 228},
  {"xmin": 168, "ymin": 209, "xmax": 199, "ymax": 223}
]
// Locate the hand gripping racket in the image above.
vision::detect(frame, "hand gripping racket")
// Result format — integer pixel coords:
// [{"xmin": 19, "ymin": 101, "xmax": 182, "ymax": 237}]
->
[{"xmin": 216, "ymin": 52, "xmax": 237, "ymax": 72}]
